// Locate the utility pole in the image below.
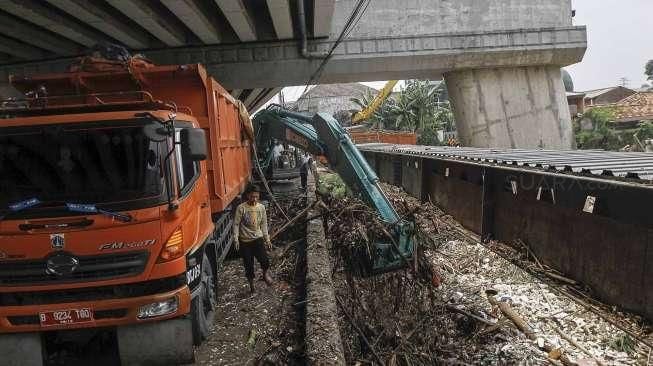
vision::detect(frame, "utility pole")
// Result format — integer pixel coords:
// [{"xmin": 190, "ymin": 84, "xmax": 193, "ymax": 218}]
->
[
  {"xmin": 619, "ymin": 77, "xmax": 630, "ymax": 87},
  {"xmin": 279, "ymin": 88, "xmax": 285, "ymax": 108}
]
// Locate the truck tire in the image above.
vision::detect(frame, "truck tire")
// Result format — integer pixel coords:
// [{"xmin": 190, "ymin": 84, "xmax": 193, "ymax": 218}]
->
[{"xmin": 191, "ymin": 253, "xmax": 217, "ymax": 345}]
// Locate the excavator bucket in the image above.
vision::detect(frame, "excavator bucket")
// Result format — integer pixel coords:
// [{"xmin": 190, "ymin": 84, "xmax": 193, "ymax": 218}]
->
[{"xmin": 362, "ymin": 221, "xmax": 416, "ymax": 276}]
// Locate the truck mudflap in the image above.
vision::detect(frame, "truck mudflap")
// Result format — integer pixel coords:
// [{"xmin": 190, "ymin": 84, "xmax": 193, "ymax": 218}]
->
[
  {"xmin": 0, "ymin": 332, "xmax": 44, "ymax": 366},
  {"xmin": 117, "ymin": 316, "xmax": 194, "ymax": 365}
]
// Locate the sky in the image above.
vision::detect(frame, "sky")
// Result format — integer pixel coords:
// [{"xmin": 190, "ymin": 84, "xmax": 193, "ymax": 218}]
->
[
  {"xmin": 566, "ymin": 0, "xmax": 652, "ymax": 91},
  {"xmin": 272, "ymin": 0, "xmax": 652, "ymax": 107}
]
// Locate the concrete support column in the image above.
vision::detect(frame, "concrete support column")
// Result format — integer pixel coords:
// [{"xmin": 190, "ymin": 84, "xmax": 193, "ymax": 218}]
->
[{"xmin": 445, "ymin": 66, "xmax": 574, "ymax": 149}]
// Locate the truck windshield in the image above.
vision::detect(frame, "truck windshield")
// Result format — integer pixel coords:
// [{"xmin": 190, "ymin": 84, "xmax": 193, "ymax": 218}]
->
[{"xmin": 0, "ymin": 119, "xmax": 165, "ymax": 215}]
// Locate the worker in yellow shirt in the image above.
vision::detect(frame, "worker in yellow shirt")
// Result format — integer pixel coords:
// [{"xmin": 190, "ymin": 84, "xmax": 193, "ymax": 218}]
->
[{"xmin": 233, "ymin": 186, "xmax": 273, "ymax": 293}]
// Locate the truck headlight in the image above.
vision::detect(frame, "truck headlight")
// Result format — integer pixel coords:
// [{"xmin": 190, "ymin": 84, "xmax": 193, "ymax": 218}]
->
[{"xmin": 137, "ymin": 296, "xmax": 179, "ymax": 319}]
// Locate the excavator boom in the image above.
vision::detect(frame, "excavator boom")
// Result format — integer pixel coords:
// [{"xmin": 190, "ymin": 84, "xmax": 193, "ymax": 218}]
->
[
  {"xmin": 351, "ymin": 80, "xmax": 398, "ymax": 124},
  {"xmin": 253, "ymin": 105, "xmax": 415, "ymax": 274}
]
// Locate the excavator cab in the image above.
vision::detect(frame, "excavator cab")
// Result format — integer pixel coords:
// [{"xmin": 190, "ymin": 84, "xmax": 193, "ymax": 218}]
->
[{"xmin": 253, "ymin": 105, "xmax": 415, "ymax": 275}]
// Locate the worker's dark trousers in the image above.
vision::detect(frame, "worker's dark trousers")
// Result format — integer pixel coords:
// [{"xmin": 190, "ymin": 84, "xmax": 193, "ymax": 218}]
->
[
  {"xmin": 300, "ymin": 171, "xmax": 308, "ymax": 190},
  {"xmin": 240, "ymin": 238, "xmax": 270, "ymax": 280}
]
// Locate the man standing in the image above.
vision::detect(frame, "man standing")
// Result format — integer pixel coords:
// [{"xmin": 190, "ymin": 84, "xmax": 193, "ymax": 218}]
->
[
  {"xmin": 299, "ymin": 152, "xmax": 313, "ymax": 191},
  {"xmin": 233, "ymin": 186, "xmax": 273, "ymax": 293},
  {"xmin": 271, "ymin": 142, "xmax": 284, "ymax": 168}
]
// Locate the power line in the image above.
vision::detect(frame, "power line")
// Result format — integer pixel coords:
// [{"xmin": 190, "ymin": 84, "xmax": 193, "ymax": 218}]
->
[{"xmin": 293, "ymin": 0, "xmax": 371, "ymax": 106}]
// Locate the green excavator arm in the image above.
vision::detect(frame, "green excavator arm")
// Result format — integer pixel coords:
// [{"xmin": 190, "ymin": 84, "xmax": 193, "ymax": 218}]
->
[{"xmin": 253, "ymin": 105, "xmax": 415, "ymax": 275}]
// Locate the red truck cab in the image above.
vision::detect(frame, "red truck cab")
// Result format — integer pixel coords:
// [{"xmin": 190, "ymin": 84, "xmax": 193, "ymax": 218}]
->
[{"xmin": 0, "ymin": 59, "xmax": 251, "ymax": 365}]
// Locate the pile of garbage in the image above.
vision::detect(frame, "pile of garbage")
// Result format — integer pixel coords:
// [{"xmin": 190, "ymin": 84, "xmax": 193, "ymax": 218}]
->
[{"xmin": 320, "ymin": 181, "xmax": 649, "ymax": 365}]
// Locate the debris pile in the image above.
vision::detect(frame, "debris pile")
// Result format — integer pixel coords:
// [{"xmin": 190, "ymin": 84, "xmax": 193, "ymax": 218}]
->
[{"xmin": 320, "ymin": 181, "xmax": 650, "ymax": 365}]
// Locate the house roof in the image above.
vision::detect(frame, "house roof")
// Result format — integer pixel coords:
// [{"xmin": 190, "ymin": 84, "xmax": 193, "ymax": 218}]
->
[
  {"xmin": 596, "ymin": 92, "xmax": 653, "ymax": 123},
  {"xmin": 566, "ymin": 91, "xmax": 585, "ymax": 98},
  {"xmin": 581, "ymin": 86, "xmax": 635, "ymax": 100}
]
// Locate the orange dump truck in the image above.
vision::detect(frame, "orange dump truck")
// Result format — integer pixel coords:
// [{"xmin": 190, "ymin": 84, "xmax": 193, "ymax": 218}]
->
[{"xmin": 0, "ymin": 58, "xmax": 251, "ymax": 365}]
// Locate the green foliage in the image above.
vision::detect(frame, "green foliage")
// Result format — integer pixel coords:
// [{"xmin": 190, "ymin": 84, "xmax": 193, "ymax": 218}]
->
[
  {"xmin": 575, "ymin": 108, "xmax": 653, "ymax": 151},
  {"xmin": 317, "ymin": 173, "xmax": 348, "ymax": 199},
  {"xmin": 637, "ymin": 121, "xmax": 653, "ymax": 140},
  {"xmin": 350, "ymin": 80, "xmax": 456, "ymax": 144},
  {"xmin": 349, "ymin": 90, "xmax": 394, "ymax": 130},
  {"xmin": 417, "ymin": 127, "xmax": 440, "ymax": 146},
  {"xmin": 646, "ymin": 60, "xmax": 653, "ymax": 81},
  {"xmin": 584, "ymin": 107, "xmax": 616, "ymax": 130},
  {"xmin": 575, "ymin": 107, "xmax": 620, "ymax": 150}
]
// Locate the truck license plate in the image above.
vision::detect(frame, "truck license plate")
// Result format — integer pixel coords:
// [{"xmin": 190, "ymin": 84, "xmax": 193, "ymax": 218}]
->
[{"xmin": 39, "ymin": 308, "xmax": 93, "ymax": 327}]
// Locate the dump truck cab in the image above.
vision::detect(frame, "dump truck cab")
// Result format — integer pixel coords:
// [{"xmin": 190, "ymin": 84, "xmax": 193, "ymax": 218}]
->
[{"xmin": 0, "ymin": 59, "xmax": 251, "ymax": 365}]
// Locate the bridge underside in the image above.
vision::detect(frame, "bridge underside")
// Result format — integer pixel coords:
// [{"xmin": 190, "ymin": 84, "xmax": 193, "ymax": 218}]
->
[
  {"xmin": 0, "ymin": 27, "xmax": 586, "ymax": 88},
  {"xmin": 0, "ymin": 0, "xmax": 587, "ymax": 148},
  {"xmin": 0, "ymin": 0, "xmax": 335, "ymax": 111}
]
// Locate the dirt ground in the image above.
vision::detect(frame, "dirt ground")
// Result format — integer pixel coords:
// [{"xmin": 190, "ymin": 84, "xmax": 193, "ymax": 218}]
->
[
  {"xmin": 194, "ymin": 181, "xmax": 308, "ymax": 366},
  {"xmin": 193, "ymin": 254, "xmax": 304, "ymax": 366}
]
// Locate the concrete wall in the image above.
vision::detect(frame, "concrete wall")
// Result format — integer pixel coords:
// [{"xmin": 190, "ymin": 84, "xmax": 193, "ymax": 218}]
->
[
  {"xmin": 446, "ymin": 66, "xmax": 574, "ymax": 149},
  {"xmin": 333, "ymin": 0, "xmax": 573, "ymax": 37},
  {"xmin": 401, "ymin": 156, "xmax": 423, "ymax": 200}
]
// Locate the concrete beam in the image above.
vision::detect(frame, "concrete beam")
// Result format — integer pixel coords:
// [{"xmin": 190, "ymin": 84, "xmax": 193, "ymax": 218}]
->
[
  {"xmin": 313, "ymin": 0, "xmax": 335, "ymax": 37},
  {"xmin": 230, "ymin": 89, "xmax": 243, "ymax": 99},
  {"xmin": 161, "ymin": 0, "xmax": 221, "ymax": 44},
  {"xmin": 250, "ymin": 87, "xmax": 281, "ymax": 111},
  {"xmin": 242, "ymin": 88, "xmax": 261, "ymax": 109},
  {"xmin": 0, "ymin": 34, "xmax": 47, "ymax": 60},
  {"xmin": 0, "ymin": 11, "xmax": 81, "ymax": 55},
  {"xmin": 45, "ymin": 0, "xmax": 150, "ymax": 49},
  {"xmin": 105, "ymin": 0, "xmax": 186, "ymax": 47},
  {"xmin": 266, "ymin": 0, "xmax": 293, "ymax": 39},
  {"xmin": 214, "ymin": 0, "xmax": 257, "ymax": 42},
  {"xmin": 0, "ymin": 27, "xmax": 588, "ymax": 90},
  {"xmin": 157, "ymin": 26, "xmax": 588, "ymax": 90},
  {"xmin": 0, "ymin": 0, "xmax": 110, "ymax": 47}
]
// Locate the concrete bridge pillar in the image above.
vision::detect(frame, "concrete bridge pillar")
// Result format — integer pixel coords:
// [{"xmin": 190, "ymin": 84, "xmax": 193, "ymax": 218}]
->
[{"xmin": 445, "ymin": 66, "xmax": 574, "ymax": 149}]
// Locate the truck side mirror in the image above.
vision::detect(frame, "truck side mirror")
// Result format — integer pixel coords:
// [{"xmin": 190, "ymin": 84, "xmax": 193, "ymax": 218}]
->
[{"xmin": 180, "ymin": 128, "xmax": 207, "ymax": 161}]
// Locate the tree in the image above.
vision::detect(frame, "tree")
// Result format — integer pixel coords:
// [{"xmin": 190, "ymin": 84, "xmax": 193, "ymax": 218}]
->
[
  {"xmin": 351, "ymin": 79, "xmax": 456, "ymax": 145},
  {"xmin": 350, "ymin": 90, "xmax": 394, "ymax": 130},
  {"xmin": 333, "ymin": 109, "xmax": 353, "ymax": 126},
  {"xmin": 646, "ymin": 60, "xmax": 653, "ymax": 81},
  {"xmin": 575, "ymin": 107, "xmax": 620, "ymax": 150}
]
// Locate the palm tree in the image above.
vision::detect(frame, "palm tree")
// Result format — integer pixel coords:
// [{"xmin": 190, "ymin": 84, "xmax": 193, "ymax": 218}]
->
[{"xmin": 351, "ymin": 80, "xmax": 456, "ymax": 139}]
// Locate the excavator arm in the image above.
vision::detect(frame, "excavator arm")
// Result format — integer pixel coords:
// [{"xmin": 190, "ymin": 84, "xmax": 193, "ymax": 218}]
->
[
  {"xmin": 351, "ymin": 80, "xmax": 398, "ymax": 125},
  {"xmin": 253, "ymin": 105, "xmax": 415, "ymax": 274}
]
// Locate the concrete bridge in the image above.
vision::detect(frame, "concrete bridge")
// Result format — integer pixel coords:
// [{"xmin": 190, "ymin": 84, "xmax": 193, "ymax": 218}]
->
[{"xmin": 0, "ymin": 0, "xmax": 586, "ymax": 149}]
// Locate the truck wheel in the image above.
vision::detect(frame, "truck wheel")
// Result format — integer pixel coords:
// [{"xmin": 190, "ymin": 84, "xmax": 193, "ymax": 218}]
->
[{"xmin": 191, "ymin": 253, "xmax": 217, "ymax": 345}]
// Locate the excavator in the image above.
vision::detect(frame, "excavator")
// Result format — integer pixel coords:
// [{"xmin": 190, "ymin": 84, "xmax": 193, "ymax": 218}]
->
[
  {"xmin": 257, "ymin": 80, "xmax": 400, "ymax": 180},
  {"xmin": 351, "ymin": 80, "xmax": 398, "ymax": 125},
  {"xmin": 253, "ymin": 104, "xmax": 415, "ymax": 275}
]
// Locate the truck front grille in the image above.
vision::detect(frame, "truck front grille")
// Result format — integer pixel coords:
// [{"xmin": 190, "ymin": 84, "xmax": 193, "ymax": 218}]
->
[
  {"xmin": 0, "ymin": 251, "xmax": 149, "ymax": 286},
  {"xmin": 0, "ymin": 274, "xmax": 186, "ymax": 306}
]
